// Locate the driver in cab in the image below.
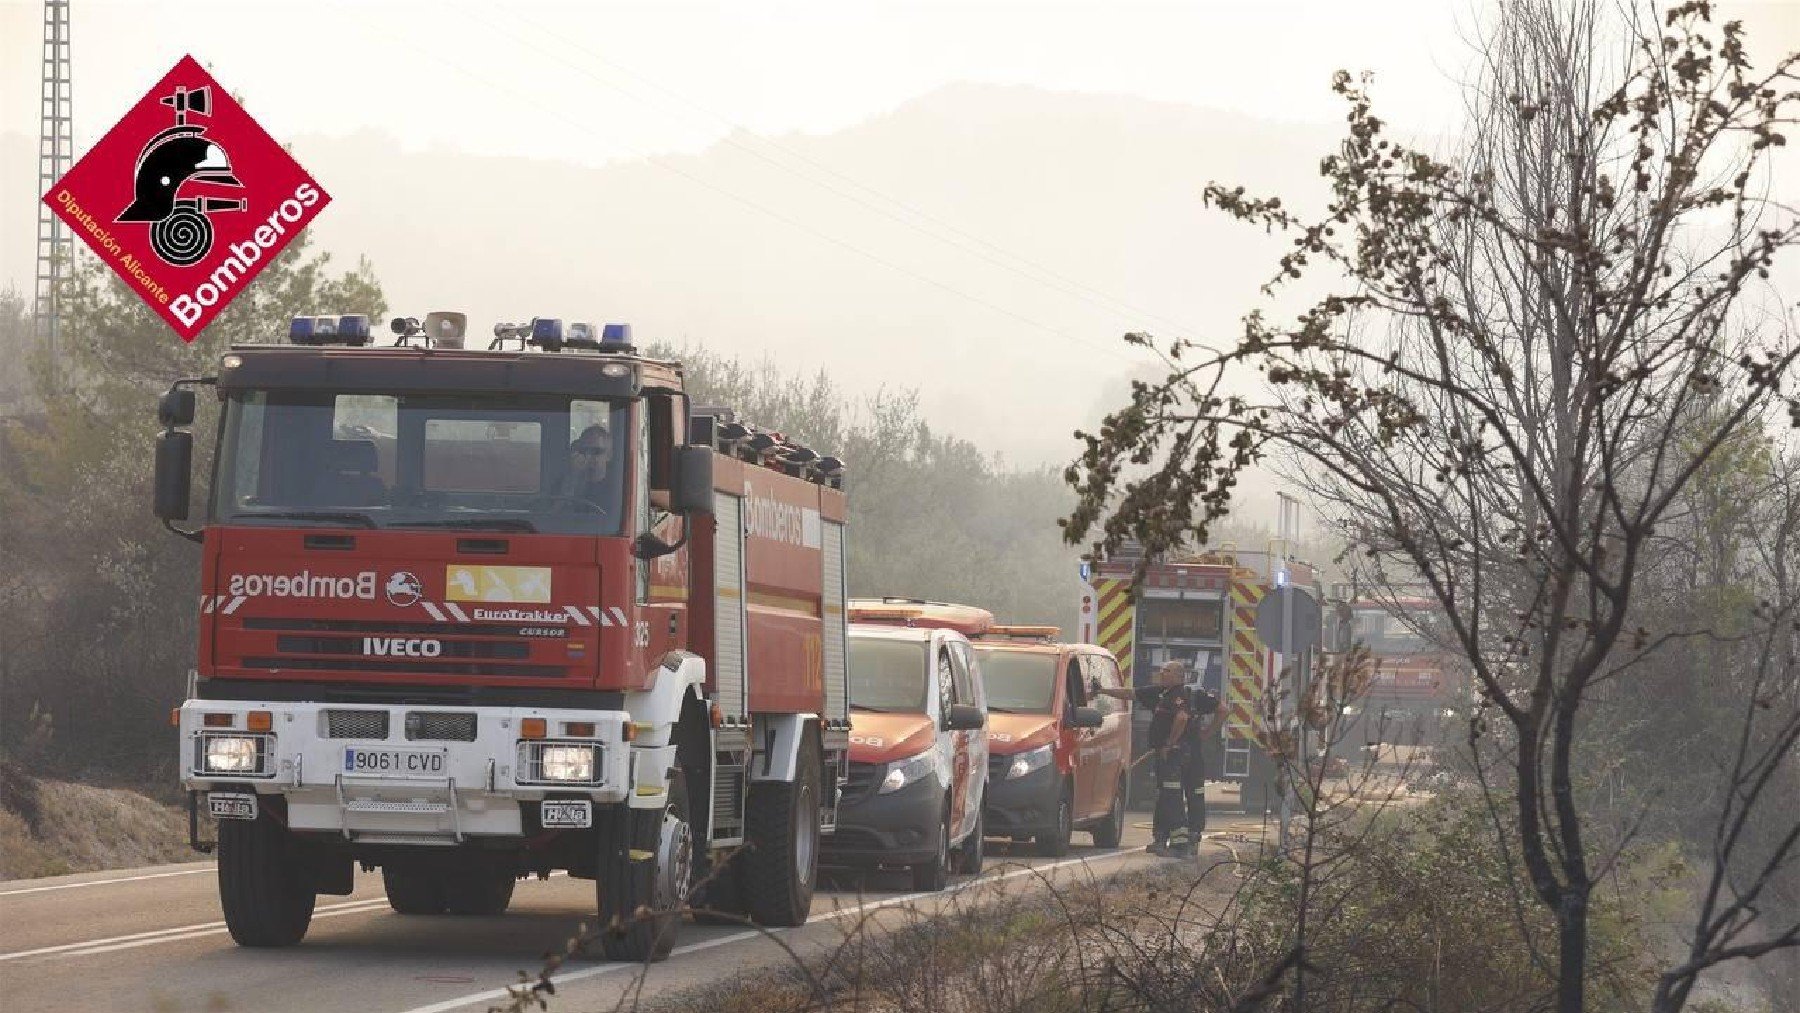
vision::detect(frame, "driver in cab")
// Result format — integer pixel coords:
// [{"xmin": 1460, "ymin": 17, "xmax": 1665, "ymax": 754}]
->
[{"xmin": 557, "ymin": 424, "xmax": 615, "ymax": 508}]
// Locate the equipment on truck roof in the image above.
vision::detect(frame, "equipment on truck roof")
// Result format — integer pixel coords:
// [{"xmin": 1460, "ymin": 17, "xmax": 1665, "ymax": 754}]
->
[{"xmin": 848, "ymin": 598, "xmax": 995, "ymax": 636}]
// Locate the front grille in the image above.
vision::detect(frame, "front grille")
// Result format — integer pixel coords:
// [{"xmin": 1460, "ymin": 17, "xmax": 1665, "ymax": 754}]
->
[
  {"xmin": 325, "ymin": 709, "xmax": 390, "ymax": 740},
  {"xmin": 405, "ymin": 711, "xmax": 476, "ymax": 741},
  {"xmin": 841, "ymin": 761, "xmax": 882, "ymax": 806},
  {"xmin": 243, "ymin": 657, "xmax": 566, "ymax": 678}
]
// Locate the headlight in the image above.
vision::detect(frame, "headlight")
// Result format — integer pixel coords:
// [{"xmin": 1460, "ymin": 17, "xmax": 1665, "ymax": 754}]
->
[
  {"xmin": 878, "ymin": 751, "xmax": 934, "ymax": 794},
  {"xmin": 538, "ymin": 744, "xmax": 596, "ymax": 782},
  {"xmin": 1005, "ymin": 744, "xmax": 1054, "ymax": 780},
  {"xmin": 202, "ymin": 735, "xmax": 262, "ymax": 774}
]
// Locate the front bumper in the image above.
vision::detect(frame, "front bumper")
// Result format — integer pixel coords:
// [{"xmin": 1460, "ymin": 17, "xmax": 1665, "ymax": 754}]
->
[
  {"xmin": 983, "ymin": 761, "xmax": 1060, "ymax": 838},
  {"xmin": 822, "ymin": 767, "xmax": 943, "ymax": 866},
  {"xmin": 178, "ymin": 700, "xmax": 634, "ymax": 842}
]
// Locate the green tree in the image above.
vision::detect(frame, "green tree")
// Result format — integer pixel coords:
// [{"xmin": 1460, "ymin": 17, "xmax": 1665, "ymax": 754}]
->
[{"xmin": 0, "ymin": 234, "xmax": 383, "ymax": 784}]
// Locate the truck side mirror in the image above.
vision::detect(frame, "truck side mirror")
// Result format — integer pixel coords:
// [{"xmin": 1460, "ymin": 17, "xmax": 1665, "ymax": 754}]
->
[
  {"xmin": 158, "ymin": 388, "xmax": 195, "ymax": 428},
  {"xmin": 154, "ymin": 431, "xmax": 193, "ymax": 521},
  {"xmin": 672, "ymin": 445, "xmax": 714, "ymax": 515},
  {"xmin": 1070, "ymin": 705, "xmax": 1103, "ymax": 729},
  {"xmin": 945, "ymin": 704, "xmax": 984, "ymax": 731}
]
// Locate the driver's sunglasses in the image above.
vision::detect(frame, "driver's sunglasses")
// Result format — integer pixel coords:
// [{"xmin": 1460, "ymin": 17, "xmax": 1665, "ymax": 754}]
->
[{"xmin": 573, "ymin": 444, "xmax": 610, "ymax": 457}]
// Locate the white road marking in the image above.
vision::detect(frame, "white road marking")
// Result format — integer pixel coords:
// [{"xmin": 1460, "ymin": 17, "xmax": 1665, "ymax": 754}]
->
[
  {"xmin": 0, "ymin": 867, "xmax": 215, "ymax": 898},
  {"xmin": 0, "ymin": 897, "xmax": 391, "ymax": 962},
  {"xmin": 394, "ymin": 849, "xmax": 1140, "ymax": 1013}
]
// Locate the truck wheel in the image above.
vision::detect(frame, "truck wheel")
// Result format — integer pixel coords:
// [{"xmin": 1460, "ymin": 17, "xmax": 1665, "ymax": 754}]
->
[
  {"xmin": 1035, "ymin": 780, "xmax": 1073, "ymax": 857},
  {"xmin": 742, "ymin": 731, "xmax": 821, "ymax": 926},
  {"xmin": 956, "ymin": 804, "xmax": 985, "ymax": 875},
  {"xmin": 383, "ymin": 866, "xmax": 448, "ymax": 915},
  {"xmin": 598, "ymin": 779, "xmax": 691, "ymax": 962},
  {"xmin": 218, "ymin": 811, "xmax": 315, "ymax": 946},
  {"xmin": 1090, "ymin": 777, "xmax": 1127, "ymax": 848},
  {"xmin": 444, "ymin": 868, "xmax": 515, "ymax": 915}
]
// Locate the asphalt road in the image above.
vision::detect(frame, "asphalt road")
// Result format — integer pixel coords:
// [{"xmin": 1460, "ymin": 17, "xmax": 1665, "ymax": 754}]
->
[{"xmin": 1, "ymin": 806, "xmax": 1267, "ymax": 1013}]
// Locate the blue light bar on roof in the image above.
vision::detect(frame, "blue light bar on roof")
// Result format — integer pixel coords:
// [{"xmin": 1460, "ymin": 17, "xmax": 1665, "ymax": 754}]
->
[
  {"xmin": 289, "ymin": 316, "xmax": 316, "ymax": 342},
  {"xmin": 601, "ymin": 323, "xmax": 632, "ymax": 344},
  {"xmin": 337, "ymin": 314, "xmax": 371, "ymax": 343},
  {"xmin": 532, "ymin": 318, "xmax": 564, "ymax": 343}
]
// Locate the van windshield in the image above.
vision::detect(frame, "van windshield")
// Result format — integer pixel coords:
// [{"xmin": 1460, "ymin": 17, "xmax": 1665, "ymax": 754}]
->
[
  {"xmin": 848, "ymin": 638, "xmax": 927, "ymax": 712},
  {"xmin": 973, "ymin": 649, "xmax": 1057, "ymax": 713},
  {"xmin": 211, "ymin": 390, "xmax": 629, "ymax": 535}
]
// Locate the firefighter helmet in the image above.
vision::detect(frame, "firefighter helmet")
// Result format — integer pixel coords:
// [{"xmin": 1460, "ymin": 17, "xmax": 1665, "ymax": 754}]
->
[{"xmin": 117, "ymin": 127, "xmax": 242, "ymax": 224}]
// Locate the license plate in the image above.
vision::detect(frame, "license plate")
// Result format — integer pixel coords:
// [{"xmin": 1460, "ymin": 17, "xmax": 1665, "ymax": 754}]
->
[
  {"xmin": 540, "ymin": 799, "xmax": 592, "ymax": 828},
  {"xmin": 207, "ymin": 792, "xmax": 258, "ymax": 820},
  {"xmin": 342, "ymin": 747, "xmax": 447, "ymax": 778}
]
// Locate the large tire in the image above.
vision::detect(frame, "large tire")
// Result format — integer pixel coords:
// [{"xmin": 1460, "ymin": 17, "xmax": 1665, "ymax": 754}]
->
[
  {"xmin": 383, "ymin": 866, "xmax": 448, "ymax": 915},
  {"xmin": 957, "ymin": 801, "xmax": 986, "ymax": 875},
  {"xmin": 912, "ymin": 801, "xmax": 951, "ymax": 892},
  {"xmin": 1035, "ymin": 780, "xmax": 1074, "ymax": 857},
  {"xmin": 218, "ymin": 812, "xmax": 315, "ymax": 947},
  {"xmin": 1090, "ymin": 777, "xmax": 1127, "ymax": 849},
  {"xmin": 598, "ymin": 777, "xmax": 691, "ymax": 962},
  {"xmin": 742, "ymin": 730, "xmax": 821, "ymax": 926},
  {"xmin": 445, "ymin": 867, "xmax": 515, "ymax": 915}
]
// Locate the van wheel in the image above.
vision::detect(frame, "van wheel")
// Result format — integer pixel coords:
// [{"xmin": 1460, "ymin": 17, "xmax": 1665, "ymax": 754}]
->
[
  {"xmin": 219, "ymin": 812, "xmax": 316, "ymax": 946},
  {"xmin": 912, "ymin": 802, "xmax": 951, "ymax": 891},
  {"xmin": 1035, "ymin": 780, "xmax": 1073, "ymax": 857},
  {"xmin": 957, "ymin": 804, "xmax": 985, "ymax": 874},
  {"xmin": 1090, "ymin": 777, "xmax": 1127, "ymax": 848},
  {"xmin": 445, "ymin": 868, "xmax": 516, "ymax": 915},
  {"xmin": 383, "ymin": 866, "xmax": 448, "ymax": 915},
  {"xmin": 598, "ymin": 777, "xmax": 691, "ymax": 962},
  {"xmin": 743, "ymin": 731, "xmax": 821, "ymax": 926}
]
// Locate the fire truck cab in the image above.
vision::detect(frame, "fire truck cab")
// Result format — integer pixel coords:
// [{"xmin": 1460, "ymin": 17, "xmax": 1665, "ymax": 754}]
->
[{"xmin": 154, "ymin": 314, "xmax": 850, "ymax": 960}]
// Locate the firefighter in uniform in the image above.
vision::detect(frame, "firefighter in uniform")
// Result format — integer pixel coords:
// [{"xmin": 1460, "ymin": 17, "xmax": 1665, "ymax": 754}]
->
[{"xmin": 1095, "ymin": 660, "xmax": 1220, "ymax": 856}]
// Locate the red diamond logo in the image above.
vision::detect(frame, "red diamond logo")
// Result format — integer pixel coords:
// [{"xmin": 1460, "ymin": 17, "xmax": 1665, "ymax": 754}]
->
[{"xmin": 41, "ymin": 55, "xmax": 330, "ymax": 342}]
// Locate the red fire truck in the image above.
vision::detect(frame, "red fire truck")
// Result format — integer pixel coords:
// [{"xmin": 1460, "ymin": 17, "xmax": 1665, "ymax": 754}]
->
[
  {"xmin": 1084, "ymin": 542, "xmax": 1321, "ymax": 812},
  {"xmin": 154, "ymin": 313, "xmax": 850, "ymax": 961},
  {"xmin": 1326, "ymin": 595, "xmax": 1465, "ymax": 756}
]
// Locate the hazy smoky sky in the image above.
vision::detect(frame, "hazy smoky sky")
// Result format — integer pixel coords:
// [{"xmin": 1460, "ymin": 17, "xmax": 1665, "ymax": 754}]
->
[{"xmin": 2, "ymin": 0, "xmax": 1795, "ymax": 483}]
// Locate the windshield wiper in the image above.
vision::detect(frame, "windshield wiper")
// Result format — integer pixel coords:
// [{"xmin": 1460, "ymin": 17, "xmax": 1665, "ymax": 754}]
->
[
  {"xmin": 986, "ymin": 706, "xmax": 1023, "ymax": 714},
  {"xmin": 391, "ymin": 517, "xmax": 538, "ymax": 532},
  {"xmin": 231, "ymin": 510, "xmax": 376, "ymax": 528},
  {"xmin": 849, "ymin": 703, "xmax": 894, "ymax": 713}
]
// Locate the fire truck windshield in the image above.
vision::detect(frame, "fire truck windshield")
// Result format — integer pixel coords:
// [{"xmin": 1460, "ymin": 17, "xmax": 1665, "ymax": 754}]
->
[
  {"xmin": 847, "ymin": 638, "xmax": 928, "ymax": 712},
  {"xmin": 210, "ymin": 390, "xmax": 631, "ymax": 535},
  {"xmin": 1353, "ymin": 609, "xmax": 1436, "ymax": 654},
  {"xmin": 971, "ymin": 649, "xmax": 1056, "ymax": 713}
]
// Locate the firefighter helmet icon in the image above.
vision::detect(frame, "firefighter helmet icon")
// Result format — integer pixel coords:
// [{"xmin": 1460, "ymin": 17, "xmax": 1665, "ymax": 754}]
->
[
  {"xmin": 385, "ymin": 572, "xmax": 424, "ymax": 608},
  {"xmin": 115, "ymin": 85, "xmax": 246, "ymax": 267}
]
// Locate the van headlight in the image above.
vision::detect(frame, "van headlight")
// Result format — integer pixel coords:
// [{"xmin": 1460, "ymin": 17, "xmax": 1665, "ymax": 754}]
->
[
  {"xmin": 200, "ymin": 735, "xmax": 267, "ymax": 775},
  {"xmin": 1005, "ymin": 745, "xmax": 1054, "ymax": 780},
  {"xmin": 879, "ymin": 751, "xmax": 934, "ymax": 794}
]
